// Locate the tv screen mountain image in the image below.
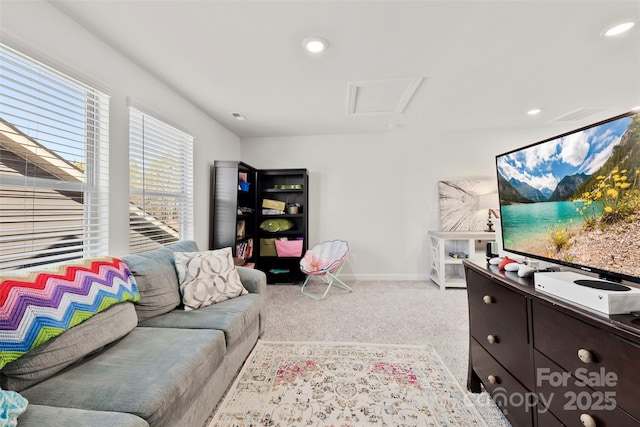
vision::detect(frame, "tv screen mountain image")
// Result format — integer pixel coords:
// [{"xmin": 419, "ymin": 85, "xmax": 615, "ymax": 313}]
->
[{"xmin": 496, "ymin": 111, "xmax": 640, "ymax": 282}]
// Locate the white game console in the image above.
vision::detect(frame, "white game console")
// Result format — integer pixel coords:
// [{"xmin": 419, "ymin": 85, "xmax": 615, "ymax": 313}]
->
[{"xmin": 534, "ymin": 271, "xmax": 640, "ymax": 315}]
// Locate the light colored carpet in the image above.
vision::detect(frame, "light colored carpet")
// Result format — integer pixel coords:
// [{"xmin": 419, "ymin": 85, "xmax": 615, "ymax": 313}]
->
[
  {"xmin": 260, "ymin": 279, "xmax": 511, "ymax": 427},
  {"xmin": 209, "ymin": 340, "xmax": 489, "ymax": 427}
]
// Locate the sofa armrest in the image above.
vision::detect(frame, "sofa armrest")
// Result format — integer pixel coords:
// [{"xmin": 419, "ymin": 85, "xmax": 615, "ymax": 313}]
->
[
  {"xmin": 236, "ymin": 267, "xmax": 267, "ymax": 295},
  {"xmin": 236, "ymin": 266, "xmax": 267, "ymax": 337}
]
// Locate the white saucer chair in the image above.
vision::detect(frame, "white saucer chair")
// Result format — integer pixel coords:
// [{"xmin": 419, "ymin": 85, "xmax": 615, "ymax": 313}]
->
[{"xmin": 300, "ymin": 240, "xmax": 353, "ymax": 300}]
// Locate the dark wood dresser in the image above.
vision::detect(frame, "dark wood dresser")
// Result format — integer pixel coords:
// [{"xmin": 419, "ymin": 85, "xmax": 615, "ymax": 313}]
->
[{"xmin": 464, "ymin": 259, "xmax": 640, "ymax": 427}]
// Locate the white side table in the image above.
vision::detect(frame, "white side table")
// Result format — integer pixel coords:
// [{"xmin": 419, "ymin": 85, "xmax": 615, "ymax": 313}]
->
[{"xmin": 428, "ymin": 230, "xmax": 496, "ymax": 290}]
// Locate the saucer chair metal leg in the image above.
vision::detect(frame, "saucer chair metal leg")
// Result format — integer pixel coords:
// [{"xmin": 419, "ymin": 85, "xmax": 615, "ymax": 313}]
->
[
  {"xmin": 300, "ymin": 274, "xmax": 326, "ymax": 300},
  {"xmin": 324, "ymin": 263, "xmax": 353, "ymax": 292},
  {"xmin": 300, "ymin": 263, "xmax": 352, "ymax": 300}
]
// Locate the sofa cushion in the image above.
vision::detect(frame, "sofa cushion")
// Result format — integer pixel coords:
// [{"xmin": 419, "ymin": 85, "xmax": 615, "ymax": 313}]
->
[
  {"xmin": 174, "ymin": 248, "xmax": 248, "ymax": 311},
  {"xmin": 1, "ymin": 302, "xmax": 137, "ymax": 391},
  {"xmin": 139, "ymin": 293, "xmax": 261, "ymax": 351},
  {"xmin": 18, "ymin": 404, "xmax": 149, "ymax": 427},
  {"xmin": 19, "ymin": 327, "xmax": 226, "ymax": 427},
  {"xmin": 0, "ymin": 257, "xmax": 139, "ymax": 370},
  {"xmin": 122, "ymin": 240, "xmax": 198, "ymax": 322}
]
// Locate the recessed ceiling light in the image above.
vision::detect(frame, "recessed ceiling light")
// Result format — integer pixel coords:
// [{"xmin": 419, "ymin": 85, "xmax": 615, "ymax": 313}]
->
[
  {"xmin": 303, "ymin": 37, "xmax": 328, "ymax": 54},
  {"xmin": 231, "ymin": 112, "xmax": 246, "ymax": 121},
  {"xmin": 527, "ymin": 109, "xmax": 542, "ymax": 116},
  {"xmin": 604, "ymin": 21, "xmax": 635, "ymax": 37}
]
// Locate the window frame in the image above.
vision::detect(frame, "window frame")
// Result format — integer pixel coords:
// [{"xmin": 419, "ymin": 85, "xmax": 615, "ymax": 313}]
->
[
  {"xmin": 128, "ymin": 105, "xmax": 194, "ymax": 253},
  {"xmin": 0, "ymin": 43, "xmax": 110, "ymax": 271}
]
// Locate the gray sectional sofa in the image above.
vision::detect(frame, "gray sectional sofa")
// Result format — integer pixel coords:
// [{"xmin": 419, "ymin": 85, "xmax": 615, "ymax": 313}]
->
[{"xmin": 4, "ymin": 240, "xmax": 267, "ymax": 427}]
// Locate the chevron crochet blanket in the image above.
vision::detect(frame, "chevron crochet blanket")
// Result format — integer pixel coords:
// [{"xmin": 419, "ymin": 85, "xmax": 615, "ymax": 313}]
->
[{"xmin": 0, "ymin": 257, "xmax": 140, "ymax": 370}]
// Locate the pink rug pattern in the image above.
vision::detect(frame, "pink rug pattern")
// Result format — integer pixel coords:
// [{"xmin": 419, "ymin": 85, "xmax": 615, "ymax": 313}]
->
[{"xmin": 209, "ymin": 340, "xmax": 488, "ymax": 427}]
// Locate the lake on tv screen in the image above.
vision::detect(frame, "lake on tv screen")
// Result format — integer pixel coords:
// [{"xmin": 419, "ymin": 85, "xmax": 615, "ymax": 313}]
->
[
  {"xmin": 502, "ymin": 201, "xmax": 598, "ymax": 253},
  {"xmin": 502, "ymin": 199, "xmax": 640, "ymax": 278}
]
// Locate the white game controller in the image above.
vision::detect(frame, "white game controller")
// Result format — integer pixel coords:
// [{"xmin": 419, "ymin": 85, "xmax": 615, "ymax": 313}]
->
[
  {"xmin": 504, "ymin": 262, "xmax": 520, "ymax": 272},
  {"xmin": 517, "ymin": 265, "xmax": 535, "ymax": 278},
  {"xmin": 488, "ymin": 257, "xmax": 502, "ymax": 265}
]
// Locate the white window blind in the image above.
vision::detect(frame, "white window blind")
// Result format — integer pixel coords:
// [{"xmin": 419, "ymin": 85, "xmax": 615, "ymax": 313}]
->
[
  {"xmin": 0, "ymin": 44, "xmax": 110, "ymax": 271},
  {"xmin": 129, "ymin": 108, "xmax": 194, "ymax": 253}
]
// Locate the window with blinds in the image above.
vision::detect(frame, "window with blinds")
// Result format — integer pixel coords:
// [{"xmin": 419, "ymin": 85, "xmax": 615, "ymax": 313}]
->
[
  {"xmin": 0, "ymin": 44, "xmax": 110, "ymax": 271},
  {"xmin": 129, "ymin": 108, "xmax": 194, "ymax": 253}
]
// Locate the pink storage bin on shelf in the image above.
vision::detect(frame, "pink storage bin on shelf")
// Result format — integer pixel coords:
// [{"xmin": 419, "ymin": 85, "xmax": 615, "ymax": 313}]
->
[{"xmin": 275, "ymin": 239, "xmax": 303, "ymax": 257}]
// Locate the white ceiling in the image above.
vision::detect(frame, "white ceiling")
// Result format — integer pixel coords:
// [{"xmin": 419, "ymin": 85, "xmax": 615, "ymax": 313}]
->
[{"xmin": 50, "ymin": 0, "xmax": 640, "ymax": 138}]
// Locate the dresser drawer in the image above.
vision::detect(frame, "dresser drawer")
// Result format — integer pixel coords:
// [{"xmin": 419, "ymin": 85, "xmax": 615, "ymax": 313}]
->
[
  {"xmin": 469, "ymin": 306, "xmax": 532, "ymax": 389},
  {"xmin": 467, "ymin": 267, "xmax": 528, "ymax": 337},
  {"xmin": 471, "ymin": 338, "xmax": 534, "ymax": 427},
  {"xmin": 534, "ymin": 350, "xmax": 640, "ymax": 427},
  {"xmin": 536, "ymin": 408, "xmax": 564, "ymax": 427},
  {"xmin": 467, "ymin": 268, "xmax": 532, "ymax": 388},
  {"xmin": 533, "ymin": 301, "xmax": 640, "ymax": 421}
]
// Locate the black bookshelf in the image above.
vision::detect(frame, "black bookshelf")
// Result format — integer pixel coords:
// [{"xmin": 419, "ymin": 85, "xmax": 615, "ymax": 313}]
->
[
  {"xmin": 210, "ymin": 161, "xmax": 258, "ymax": 263},
  {"xmin": 210, "ymin": 163, "xmax": 308, "ymax": 283},
  {"xmin": 257, "ymin": 168, "xmax": 308, "ymax": 283}
]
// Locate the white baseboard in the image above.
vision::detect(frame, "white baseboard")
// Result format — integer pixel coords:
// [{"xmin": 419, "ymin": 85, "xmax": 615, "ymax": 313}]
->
[{"xmin": 339, "ymin": 274, "xmax": 429, "ymax": 281}]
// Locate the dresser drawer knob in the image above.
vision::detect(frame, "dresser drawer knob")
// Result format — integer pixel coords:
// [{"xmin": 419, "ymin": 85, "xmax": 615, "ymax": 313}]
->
[
  {"xmin": 579, "ymin": 413, "xmax": 596, "ymax": 427},
  {"xmin": 487, "ymin": 375, "xmax": 498, "ymax": 384},
  {"xmin": 483, "ymin": 295, "xmax": 493, "ymax": 304},
  {"xmin": 577, "ymin": 348, "xmax": 594, "ymax": 364},
  {"xmin": 487, "ymin": 335, "xmax": 497, "ymax": 344}
]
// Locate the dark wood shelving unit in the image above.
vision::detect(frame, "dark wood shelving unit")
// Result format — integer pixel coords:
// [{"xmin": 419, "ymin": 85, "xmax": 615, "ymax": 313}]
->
[
  {"xmin": 210, "ymin": 163, "xmax": 308, "ymax": 283},
  {"xmin": 210, "ymin": 161, "xmax": 258, "ymax": 263},
  {"xmin": 257, "ymin": 168, "xmax": 308, "ymax": 283}
]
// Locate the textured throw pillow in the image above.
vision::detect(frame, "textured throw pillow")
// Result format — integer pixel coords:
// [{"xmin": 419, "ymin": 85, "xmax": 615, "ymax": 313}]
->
[
  {"xmin": 0, "ymin": 257, "xmax": 139, "ymax": 371},
  {"xmin": 174, "ymin": 248, "xmax": 248, "ymax": 311}
]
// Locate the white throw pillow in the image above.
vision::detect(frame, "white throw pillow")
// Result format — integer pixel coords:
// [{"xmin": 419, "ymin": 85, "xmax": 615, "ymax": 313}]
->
[{"xmin": 174, "ymin": 247, "xmax": 248, "ymax": 311}]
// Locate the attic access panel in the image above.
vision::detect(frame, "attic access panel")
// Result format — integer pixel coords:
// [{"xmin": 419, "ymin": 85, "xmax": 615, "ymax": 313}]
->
[{"xmin": 346, "ymin": 78, "xmax": 423, "ymax": 116}]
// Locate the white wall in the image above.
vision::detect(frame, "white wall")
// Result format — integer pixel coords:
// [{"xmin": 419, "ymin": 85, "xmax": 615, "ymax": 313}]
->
[
  {"xmin": 242, "ymin": 126, "xmax": 559, "ymax": 280},
  {"xmin": 1, "ymin": 0, "xmax": 240, "ymax": 255},
  {"xmin": 1, "ymin": 1, "xmax": 580, "ymax": 275}
]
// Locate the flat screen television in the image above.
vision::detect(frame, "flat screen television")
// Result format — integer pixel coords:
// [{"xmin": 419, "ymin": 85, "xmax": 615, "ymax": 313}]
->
[{"xmin": 495, "ymin": 110, "xmax": 640, "ymax": 284}]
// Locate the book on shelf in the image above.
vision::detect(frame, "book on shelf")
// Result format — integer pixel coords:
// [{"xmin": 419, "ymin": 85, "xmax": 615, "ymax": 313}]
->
[
  {"xmin": 237, "ymin": 206, "xmax": 254, "ymax": 215},
  {"xmin": 448, "ymin": 251, "xmax": 468, "ymax": 259},
  {"xmin": 262, "ymin": 198, "xmax": 286, "ymax": 211},
  {"xmin": 236, "ymin": 220, "xmax": 245, "ymax": 239},
  {"xmin": 235, "ymin": 239, "xmax": 253, "ymax": 260},
  {"xmin": 262, "ymin": 208, "xmax": 284, "ymax": 215}
]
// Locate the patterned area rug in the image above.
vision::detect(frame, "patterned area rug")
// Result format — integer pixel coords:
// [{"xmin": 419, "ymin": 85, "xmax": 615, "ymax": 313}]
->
[{"xmin": 209, "ymin": 340, "xmax": 488, "ymax": 427}]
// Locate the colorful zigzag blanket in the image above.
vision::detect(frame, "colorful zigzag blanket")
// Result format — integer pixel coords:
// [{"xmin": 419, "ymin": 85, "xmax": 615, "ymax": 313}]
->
[{"xmin": 0, "ymin": 257, "xmax": 140, "ymax": 370}]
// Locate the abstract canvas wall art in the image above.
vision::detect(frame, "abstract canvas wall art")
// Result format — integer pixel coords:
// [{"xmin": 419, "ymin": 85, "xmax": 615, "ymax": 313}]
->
[{"xmin": 438, "ymin": 179, "xmax": 497, "ymax": 231}]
